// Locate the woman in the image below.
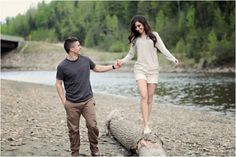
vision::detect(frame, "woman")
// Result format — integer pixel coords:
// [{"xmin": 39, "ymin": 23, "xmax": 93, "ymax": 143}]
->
[{"xmin": 118, "ymin": 15, "xmax": 179, "ymax": 134}]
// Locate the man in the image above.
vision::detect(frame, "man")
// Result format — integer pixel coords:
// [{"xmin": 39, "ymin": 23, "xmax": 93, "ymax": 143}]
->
[{"xmin": 56, "ymin": 37, "xmax": 120, "ymax": 156}]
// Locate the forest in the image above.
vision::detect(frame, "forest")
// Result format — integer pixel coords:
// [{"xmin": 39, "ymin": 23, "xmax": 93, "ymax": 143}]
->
[{"xmin": 1, "ymin": 1, "xmax": 235, "ymax": 67}]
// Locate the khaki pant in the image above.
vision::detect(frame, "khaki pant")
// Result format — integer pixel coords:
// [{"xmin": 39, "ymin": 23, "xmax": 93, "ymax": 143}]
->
[{"xmin": 64, "ymin": 98, "xmax": 99, "ymax": 156}]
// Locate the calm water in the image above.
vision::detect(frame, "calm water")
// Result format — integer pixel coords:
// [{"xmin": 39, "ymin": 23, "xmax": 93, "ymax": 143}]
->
[{"xmin": 1, "ymin": 71, "xmax": 235, "ymax": 116}]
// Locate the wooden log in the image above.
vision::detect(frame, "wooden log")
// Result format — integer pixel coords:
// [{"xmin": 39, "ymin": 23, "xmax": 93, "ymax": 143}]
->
[{"xmin": 106, "ymin": 110, "xmax": 167, "ymax": 156}]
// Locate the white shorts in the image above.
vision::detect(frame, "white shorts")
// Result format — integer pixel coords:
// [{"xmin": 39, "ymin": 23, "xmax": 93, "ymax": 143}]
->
[{"xmin": 135, "ymin": 72, "xmax": 158, "ymax": 84}]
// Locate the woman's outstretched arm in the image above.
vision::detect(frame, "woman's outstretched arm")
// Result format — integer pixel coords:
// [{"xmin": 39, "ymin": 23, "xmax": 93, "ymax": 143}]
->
[{"xmin": 154, "ymin": 32, "xmax": 179, "ymax": 65}]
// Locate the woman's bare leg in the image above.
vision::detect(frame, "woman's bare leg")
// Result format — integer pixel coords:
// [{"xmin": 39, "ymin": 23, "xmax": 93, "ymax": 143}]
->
[
  {"xmin": 147, "ymin": 83, "xmax": 157, "ymax": 121},
  {"xmin": 136, "ymin": 80, "xmax": 149, "ymax": 128}
]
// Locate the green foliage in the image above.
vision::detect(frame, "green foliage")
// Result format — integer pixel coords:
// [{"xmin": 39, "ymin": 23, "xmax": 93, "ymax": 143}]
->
[
  {"xmin": 84, "ymin": 28, "xmax": 95, "ymax": 48},
  {"xmin": 213, "ymin": 38, "xmax": 235, "ymax": 66},
  {"xmin": 175, "ymin": 38, "xmax": 186, "ymax": 56},
  {"xmin": 205, "ymin": 30, "xmax": 218, "ymax": 64},
  {"xmin": 155, "ymin": 10, "xmax": 166, "ymax": 32},
  {"xmin": 109, "ymin": 41, "xmax": 124, "ymax": 53},
  {"xmin": 208, "ymin": 30, "xmax": 218, "ymax": 52},
  {"xmin": 29, "ymin": 28, "xmax": 57, "ymax": 42},
  {"xmin": 105, "ymin": 15, "xmax": 118, "ymax": 32},
  {"xmin": 0, "ymin": 1, "xmax": 235, "ymax": 67},
  {"xmin": 186, "ymin": 6, "xmax": 195, "ymax": 28}
]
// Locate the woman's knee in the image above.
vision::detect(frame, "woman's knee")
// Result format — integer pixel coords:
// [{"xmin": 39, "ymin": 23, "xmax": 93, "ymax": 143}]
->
[
  {"xmin": 147, "ymin": 98, "xmax": 153, "ymax": 105},
  {"xmin": 147, "ymin": 95, "xmax": 154, "ymax": 104},
  {"xmin": 147, "ymin": 100, "xmax": 153, "ymax": 105},
  {"xmin": 140, "ymin": 94, "xmax": 148, "ymax": 102}
]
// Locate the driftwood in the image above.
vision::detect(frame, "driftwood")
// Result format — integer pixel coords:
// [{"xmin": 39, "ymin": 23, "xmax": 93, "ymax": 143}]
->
[{"xmin": 106, "ymin": 110, "xmax": 167, "ymax": 156}]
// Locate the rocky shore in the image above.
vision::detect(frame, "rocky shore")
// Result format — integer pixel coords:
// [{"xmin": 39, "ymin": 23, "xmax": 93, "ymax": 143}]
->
[
  {"xmin": 1, "ymin": 41, "xmax": 235, "ymax": 156},
  {"xmin": 1, "ymin": 79, "xmax": 235, "ymax": 156}
]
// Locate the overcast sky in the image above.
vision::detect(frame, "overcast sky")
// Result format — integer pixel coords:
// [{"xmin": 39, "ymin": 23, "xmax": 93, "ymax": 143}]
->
[{"xmin": 0, "ymin": 0, "xmax": 51, "ymax": 22}]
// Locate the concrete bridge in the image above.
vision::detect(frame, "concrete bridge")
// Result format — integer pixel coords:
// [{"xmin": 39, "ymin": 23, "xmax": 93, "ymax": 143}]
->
[{"xmin": 1, "ymin": 34, "xmax": 24, "ymax": 54}]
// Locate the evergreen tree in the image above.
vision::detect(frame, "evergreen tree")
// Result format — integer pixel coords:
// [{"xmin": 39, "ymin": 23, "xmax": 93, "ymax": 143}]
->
[{"xmin": 1, "ymin": 1, "xmax": 234, "ymax": 67}]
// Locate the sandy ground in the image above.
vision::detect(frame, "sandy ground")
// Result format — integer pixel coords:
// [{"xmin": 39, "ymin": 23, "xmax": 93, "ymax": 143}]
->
[{"xmin": 1, "ymin": 79, "xmax": 235, "ymax": 156}]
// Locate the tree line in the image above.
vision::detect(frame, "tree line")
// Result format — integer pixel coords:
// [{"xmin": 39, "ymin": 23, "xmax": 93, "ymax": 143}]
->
[{"xmin": 1, "ymin": 1, "xmax": 235, "ymax": 67}]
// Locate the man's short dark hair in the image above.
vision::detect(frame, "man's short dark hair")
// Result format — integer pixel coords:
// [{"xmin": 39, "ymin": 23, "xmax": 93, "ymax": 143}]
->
[{"xmin": 64, "ymin": 37, "xmax": 79, "ymax": 53}]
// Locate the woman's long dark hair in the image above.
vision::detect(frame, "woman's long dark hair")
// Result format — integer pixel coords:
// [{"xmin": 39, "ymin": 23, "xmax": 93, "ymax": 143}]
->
[{"xmin": 128, "ymin": 15, "xmax": 157, "ymax": 48}]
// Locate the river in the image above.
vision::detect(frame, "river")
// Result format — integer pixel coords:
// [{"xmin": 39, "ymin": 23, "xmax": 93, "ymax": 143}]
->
[{"xmin": 1, "ymin": 71, "xmax": 235, "ymax": 117}]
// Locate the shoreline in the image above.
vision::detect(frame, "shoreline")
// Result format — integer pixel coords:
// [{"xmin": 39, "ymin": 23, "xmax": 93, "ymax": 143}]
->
[
  {"xmin": 1, "ymin": 71, "xmax": 234, "ymax": 118},
  {"xmin": 1, "ymin": 45, "xmax": 235, "ymax": 74},
  {"xmin": 1, "ymin": 64, "xmax": 235, "ymax": 74},
  {"xmin": 1, "ymin": 79, "xmax": 235, "ymax": 156}
]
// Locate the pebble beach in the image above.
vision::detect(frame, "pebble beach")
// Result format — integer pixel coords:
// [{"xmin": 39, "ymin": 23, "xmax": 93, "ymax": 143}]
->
[
  {"xmin": 1, "ymin": 41, "xmax": 235, "ymax": 156},
  {"xmin": 1, "ymin": 79, "xmax": 235, "ymax": 156}
]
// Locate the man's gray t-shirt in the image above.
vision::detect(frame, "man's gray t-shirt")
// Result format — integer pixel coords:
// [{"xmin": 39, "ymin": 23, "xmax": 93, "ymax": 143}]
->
[{"xmin": 56, "ymin": 55, "xmax": 96, "ymax": 103}]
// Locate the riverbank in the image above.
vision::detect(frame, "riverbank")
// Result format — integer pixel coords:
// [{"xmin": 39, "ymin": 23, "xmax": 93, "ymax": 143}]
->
[
  {"xmin": 1, "ymin": 79, "xmax": 235, "ymax": 156},
  {"xmin": 1, "ymin": 41, "xmax": 235, "ymax": 73}
]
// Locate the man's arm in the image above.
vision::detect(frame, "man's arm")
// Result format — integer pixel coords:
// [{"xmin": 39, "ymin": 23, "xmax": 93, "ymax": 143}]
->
[
  {"xmin": 92, "ymin": 65, "xmax": 113, "ymax": 72},
  {"xmin": 92, "ymin": 61, "xmax": 120, "ymax": 73},
  {"xmin": 55, "ymin": 79, "xmax": 66, "ymax": 106}
]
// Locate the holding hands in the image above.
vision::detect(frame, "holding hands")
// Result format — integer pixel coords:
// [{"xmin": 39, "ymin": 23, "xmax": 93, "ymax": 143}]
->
[
  {"xmin": 113, "ymin": 59, "xmax": 123, "ymax": 69},
  {"xmin": 117, "ymin": 59, "xmax": 123, "ymax": 67}
]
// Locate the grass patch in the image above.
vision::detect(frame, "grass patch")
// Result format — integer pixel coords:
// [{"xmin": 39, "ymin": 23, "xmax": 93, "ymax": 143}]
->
[
  {"xmin": 22, "ymin": 41, "xmax": 64, "ymax": 54},
  {"xmin": 16, "ymin": 41, "xmax": 205, "ymax": 69},
  {"xmin": 20, "ymin": 41, "xmax": 123, "ymax": 62},
  {"xmin": 81, "ymin": 47, "xmax": 123, "ymax": 61}
]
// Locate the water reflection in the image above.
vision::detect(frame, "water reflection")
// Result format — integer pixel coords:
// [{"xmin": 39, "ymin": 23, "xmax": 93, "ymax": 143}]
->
[
  {"xmin": 90, "ymin": 72, "xmax": 235, "ymax": 116},
  {"xmin": 155, "ymin": 73, "xmax": 235, "ymax": 115}
]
